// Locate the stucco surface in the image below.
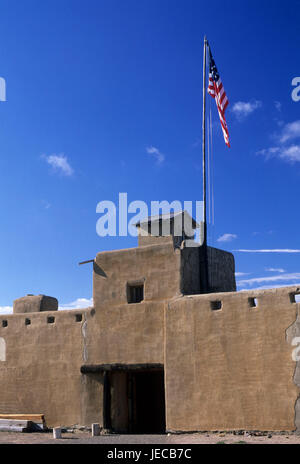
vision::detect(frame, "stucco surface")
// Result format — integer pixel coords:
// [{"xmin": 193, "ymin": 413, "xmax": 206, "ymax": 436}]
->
[
  {"xmin": 86, "ymin": 301, "xmax": 165, "ymax": 365},
  {"xmin": 0, "ymin": 235, "xmax": 298, "ymax": 432},
  {"xmin": 165, "ymin": 287, "xmax": 299, "ymax": 431},
  {"xmin": 0, "ymin": 309, "xmax": 93, "ymax": 427},
  {"xmin": 0, "ymin": 297, "xmax": 165, "ymax": 428},
  {"xmin": 93, "ymin": 243, "xmax": 182, "ymax": 307},
  {"xmin": 13, "ymin": 295, "xmax": 58, "ymax": 314}
]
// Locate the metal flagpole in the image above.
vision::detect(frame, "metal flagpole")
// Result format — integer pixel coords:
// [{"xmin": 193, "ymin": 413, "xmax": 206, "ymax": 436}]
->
[
  {"xmin": 201, "ymin": 36, "xmax": 209, "ymax": 293},
  {"xmin": 202, "ymin": 36, "xmax": 208, "ymax": 247}
]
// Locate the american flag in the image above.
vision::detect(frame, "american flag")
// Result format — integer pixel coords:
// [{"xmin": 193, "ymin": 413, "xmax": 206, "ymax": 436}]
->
[{"xmin": 207, "ymin": 44, "xmax": 230, "ymax": 147}]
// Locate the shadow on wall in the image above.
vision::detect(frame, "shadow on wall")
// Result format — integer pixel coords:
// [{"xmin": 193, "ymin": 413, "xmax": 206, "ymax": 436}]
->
[{"xmin": 93, "ymin": 261, "xmax": 107, "ymax": 278}]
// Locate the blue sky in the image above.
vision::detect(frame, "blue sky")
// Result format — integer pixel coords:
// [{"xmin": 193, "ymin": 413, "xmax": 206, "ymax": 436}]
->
[{"xmin": 0, "ymin": 0, "xmax": 300, "ymax": 312}]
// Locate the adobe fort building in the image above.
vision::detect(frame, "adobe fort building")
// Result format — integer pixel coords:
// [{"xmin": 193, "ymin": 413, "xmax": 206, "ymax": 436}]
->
[{"xmin": 0, "ymin": 211, "xmax": 300, "ymax": 433}]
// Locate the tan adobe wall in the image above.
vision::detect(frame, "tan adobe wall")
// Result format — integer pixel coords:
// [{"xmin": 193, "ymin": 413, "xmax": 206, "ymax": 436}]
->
[
  {"xmin": 0, "ymin": 308, "xmax": 93, "ymax": 427},
  {"xmin": 86, "ymin": 301, "xmax": 164, "ymax": 365},
  {"xmin": 77, "ymin": 299, "xmax": 165, "ymax": 427},
  {"xmin": 13, "ymin": 295, "xmax": 58, "ymax": 314},
  {"xmin": 93, "ymin": 242, "xmax": 182, "ymax": 308},
  {"xmin": 165, "ymin": 287, "xmax": 299, "ymax": 432},
  {"xmin": 138, "ymin": 234, "xmax": 177, "ymax": 248},
  {"xmin": 0, "ymin": 268, "xmax": 298, "ymax": 431},
  {"xmin": 0, "ymin": 298, "xmax": 165, "ymax": 428}
]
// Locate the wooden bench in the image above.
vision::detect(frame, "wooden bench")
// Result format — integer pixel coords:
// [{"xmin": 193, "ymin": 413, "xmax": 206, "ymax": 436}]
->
[{"xmin": 0, "ymin": 414, "xmax": 46, "ymax": 431}]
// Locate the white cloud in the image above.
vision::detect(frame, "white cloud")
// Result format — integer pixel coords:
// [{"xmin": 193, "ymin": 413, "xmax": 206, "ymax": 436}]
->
[
  {"xmin": 265, "ymin": 267, "xmax": 285, "ymax": 273},
  {"xmin": 0, "ymin": 298, "xmax": 93, "ymax": 314},
  {"xmin": 43, "ymin": 154, "xmax": 74, "ymax": 176},
  {"xmin": 217, "ymin": 233, "xmax": 237, "ymax": 243},
  {"xmin": 59, "ymin": 297, "xmax": 93, "ymax": 310},
  {"xmin": 239, "ymin": 283, "xmax": 300, "ymax": 292},
  {"xmin": 237, "ymin": 273, "xmax": 300, "ymax": 287},
  {"xmin": 231, "ymin": 100, "xmax": 262, "ymax": 119},
  {"xmin": 278, "ymin": 145, "xmax": 300, "ymax": 163},
  {"xmin": 257, "ymin": 144, "xmax": 300, "ymax": 163},
  {"xmin": 257, "ymin": 121, "xmax": 300, "ymax": 165},
  {"xmin": 256, "ymin": 146, "xmax": 280, "ymax": 159},
  {"xmin": 235, "ymin": 272, "xmax": 250, "ymax": 277},
  {"xmin": 279, "ymin": 120, "xmax": 300, "ymax": 143},
  {"xmin": 0, "ymin": 306, "xmax": 12, "ymax": 315},
  {"xmin": 235, "ymin": 249, "xmax": 300, "ymax": 253},
  {"xmin": 146, "ymin": 146, "xmax": 165, "ymax": 164}
]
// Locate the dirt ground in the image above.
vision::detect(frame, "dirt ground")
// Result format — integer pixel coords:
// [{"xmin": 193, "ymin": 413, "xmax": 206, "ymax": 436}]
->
[{"xmin": 0, "ymin": 430, "xmax": 300, "ymax": 444}]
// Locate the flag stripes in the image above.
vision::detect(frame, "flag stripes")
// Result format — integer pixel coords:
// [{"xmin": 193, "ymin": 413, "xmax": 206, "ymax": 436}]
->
[{"xmin": 207, "ymin": 44, "xmax": 230, "ymax": 147}]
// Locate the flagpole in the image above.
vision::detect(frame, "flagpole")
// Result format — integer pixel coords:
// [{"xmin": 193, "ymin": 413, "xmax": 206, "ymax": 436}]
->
[
  {"xmin": 202, "ymin": 36, "xmax": 207, "ymax": 248},
  {"xmin": 201, "ymin": 36, "xmax": 209, "ymax": 293}
]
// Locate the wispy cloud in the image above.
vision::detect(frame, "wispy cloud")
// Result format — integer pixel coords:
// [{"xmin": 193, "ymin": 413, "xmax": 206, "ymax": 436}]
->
[
  {"xmin": 235, "ymin": 272, "xmax": 250, "ymax": 277},
  {"xmin": 0, "ymin": 306, "xmax": 12, "ymax": 315},
  {"xmin": 42, "ymin": 153, "xmax": 74, "ymax": 176},
  {"xmin": 237, "ymin": 273, "xmax": 300, "ymax": 287},
  {"xmin": 279, "ymin": 120, "xmax": 300, "ymax": 143},
  {"xmin": 274, "ymin": 101, "xmax": 282, "ymax": 112},
  {"xmin": 257, "ymin": 120, "xmax": 300, "ymax": 164},
  {"xmin": 265, "ymin": 267, "xmax": 285, "ymax": 273},
  {"xmin": 235, "ymin": 249, "xmax": 300, "ymax": 253},
  {"xmin": 257, "ymin": 145, "xmax": 300, "ymax": 163},
  {"xmin": 231, "ymin": 100, "xmax": 262, "ymax": 120},
  {"xmin": 146, "ymin": 146, "xmax": 165, "ymax": 164},
  {"xmin": 0, "ymin": 297, "xmax": 93, "ymax": 314},
  {"xmin": 217, "ymin": 233, "xmax": 237, "ymax": 243},
  {"xmin": 239, "ymin": 283, "xmax": 300, "ymax": 292},
  {"xmin": 59, "ymin": 297, "xmax": 93, "ymax": 310},
  {"xmin": 279, "ymin": 145, "xmax": 300, "ymax": 163}
]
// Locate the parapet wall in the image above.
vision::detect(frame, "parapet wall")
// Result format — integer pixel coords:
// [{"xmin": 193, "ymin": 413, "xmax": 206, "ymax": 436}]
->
[
  {"xmin": 0, "ymin": 298, "xmax": 165, "ymax": 428},
  {"xmin": 93, "ymin": 242, "xmax": 182, "ymax": 308},
  {"xmin": 1, "ymin": 284, "xmax": 299, "ymax": 431},
  {"xmin": 165, "ymin": 286, "xmax": 300, "ymax": 432},
  {"xmin": 0, "ymin": 307, "xmax": 94, "ymax": 427}
]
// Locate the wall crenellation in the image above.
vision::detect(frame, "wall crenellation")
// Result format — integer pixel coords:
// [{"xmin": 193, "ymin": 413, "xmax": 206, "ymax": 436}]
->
[
  {"xmin": 0, "ymin": 307, "xmax": 93, "ymax": 331},
  {"xmin": 180, "ymin": 286, "xmax": 300, "ymax": 313}
]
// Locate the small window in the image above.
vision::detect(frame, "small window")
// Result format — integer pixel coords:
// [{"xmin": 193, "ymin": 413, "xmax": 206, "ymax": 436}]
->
[
  {"xmin": 2, "ymin": 320, "xmax": 7, "ymax": 328},
  {"xmin": 47, "ymin": 316, "xmax": 55, "ymax": 324},
  {"xmin": 25, "ymin": 318, "xmax": 31, "ymax": 326},
  {"xmin": 290, "ymin": 292, "xmax": 300, "ymax": 303},
  {"xmin": 211, "ymin": 300, "xmax": 222, "ymax": 311},
  {"xmin": 127, "ymin": 283, "xmax": 144, "ymax": 304},
  {"xmin": 248, "ymin": 297, "xmax": 258, "ymax": 308},
  {"xmin": 75, "ymin": 314, "xmax": 82, "ymax": 322}
]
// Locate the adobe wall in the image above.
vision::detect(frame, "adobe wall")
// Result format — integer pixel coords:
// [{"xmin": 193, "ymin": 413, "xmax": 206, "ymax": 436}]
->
[
  {"xmin": 180, "ymin": 245, "xmax": 236, "ymax": 294},
  {"xmin": 165, "ymin": 286, "xmax": 299, "ymax": 432},
  {"xmin": 206, "ymin": 247, "xmax": 236, "ymax": 292},
  {"xmin": 0, "ymin": 308, "xmax": 93, "ymax": 427},
  {"xmin": 0, "ymin": 235, "xmax": 297, "ymax": 432},
  {"xmin": 77, "ymin": 298, "xmax": 166, "ymax": 428},
  {"xmin": 0, "ymin": 241, "xmax": 175, "ymax": 428},
  {"xmin": 0, "ymin": 299, "xmax": 165, "ymax": 428},
  {"xmin": 93, "ymin": 242, "xmax": 182, "ymax": 307}
]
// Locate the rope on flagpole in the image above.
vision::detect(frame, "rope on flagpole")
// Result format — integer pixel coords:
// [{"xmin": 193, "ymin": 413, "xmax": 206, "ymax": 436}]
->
[{"xmin": 207, "ymin": 113, "xmax": 210, "ymax": 226}]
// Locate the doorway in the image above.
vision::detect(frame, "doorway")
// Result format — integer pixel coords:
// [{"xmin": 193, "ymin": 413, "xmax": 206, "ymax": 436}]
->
[{"xmin": 110, "ymin": 367, "xmax": 166, "ymax": 434}]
